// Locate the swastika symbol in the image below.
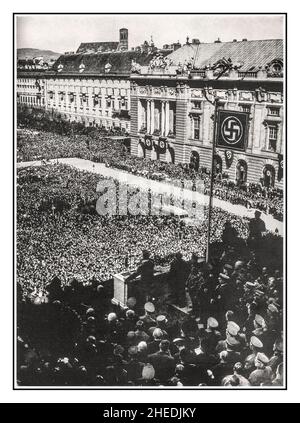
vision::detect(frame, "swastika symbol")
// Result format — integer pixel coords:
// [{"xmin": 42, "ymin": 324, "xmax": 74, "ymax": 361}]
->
[{"xmin": 221, "ymin": 116, "xmax": 243, "ymax": 144}]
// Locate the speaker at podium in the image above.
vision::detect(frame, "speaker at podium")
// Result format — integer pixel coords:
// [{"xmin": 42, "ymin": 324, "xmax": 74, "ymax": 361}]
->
[{"xmin": 112, "ymin": 266, "xmax": 170, "ymax": 309}]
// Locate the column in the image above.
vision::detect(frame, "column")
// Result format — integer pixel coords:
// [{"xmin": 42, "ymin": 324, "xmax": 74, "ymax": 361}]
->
[
  {"xmin": 161, "ymin": 101, "xmax": 165, "ymax": 136},
  {"xmin": 147, "ymin": 100, "xmax": 151, "ymax": 133},
  {"xmin": 165, "ymin": 101, "xmax": 170, "ymax": 136},
  {"xmin": 150, "ymin": 100, "xmax": 155, "ymax": 134}
]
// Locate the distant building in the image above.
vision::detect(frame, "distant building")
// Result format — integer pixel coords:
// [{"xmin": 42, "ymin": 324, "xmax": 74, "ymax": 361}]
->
[{"xmin": 130, "ymin": 38, "xmax": 284, "ymax": 188}]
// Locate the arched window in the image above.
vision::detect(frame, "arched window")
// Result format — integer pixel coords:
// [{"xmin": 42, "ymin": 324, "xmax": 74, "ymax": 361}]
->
[
  {"xmin": 236, "ymin": 160, "xmax": 247, "ymax": 186},
  {"xmin": 190, "ymin": 151, "xmax": 200, "ymax": 171},
  {"xmin": 263, "ymin": 165, "xmax": 275, "ymax": 188}
]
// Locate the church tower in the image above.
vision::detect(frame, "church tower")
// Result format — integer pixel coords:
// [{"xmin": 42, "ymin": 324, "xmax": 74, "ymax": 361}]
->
[{"xmin": 119, "ymin": 28, "xmax": 128, "ymax": 51}]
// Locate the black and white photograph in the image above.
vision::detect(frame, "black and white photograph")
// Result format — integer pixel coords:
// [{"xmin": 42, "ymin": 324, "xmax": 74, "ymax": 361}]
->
[{"xmin": 14, "ymin": 12, "xmax": 286, "ymax": 390}]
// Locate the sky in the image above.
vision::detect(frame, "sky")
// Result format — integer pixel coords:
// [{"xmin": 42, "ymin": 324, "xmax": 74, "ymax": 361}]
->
[{"xmin": 16, "ymin": 14, "xmax": 284, "ymax": 53}]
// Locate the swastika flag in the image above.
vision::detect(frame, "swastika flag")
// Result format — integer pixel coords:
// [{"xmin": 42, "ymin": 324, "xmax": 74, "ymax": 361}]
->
[{"xmin": 216, "ymin": 110, "xmax": 249, "ymax": 151}]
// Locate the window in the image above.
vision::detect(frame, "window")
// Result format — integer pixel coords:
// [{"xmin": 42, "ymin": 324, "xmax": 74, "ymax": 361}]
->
[
  {"xmin": 268, "ymin": 107, "xmax": 280, "ymax": 117},
  {"xmin": 193, "ymin": 117, "xmax": 200, "ymax": 140},
  {"xmin": 192, "ymin": 101, "xmax": 202, "ymax": 109},
  {"xmin": 268, "ymin": 125, "xmax": 278, "ymax": 151},
  {"xmin": 240, "ymin": 104, "xmax": 251, "ymax": 113}
]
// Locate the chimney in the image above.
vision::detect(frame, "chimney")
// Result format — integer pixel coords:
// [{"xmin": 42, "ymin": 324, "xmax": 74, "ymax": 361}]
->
[
  {"xmin": 242, "ymin": 38, "xmax": 247, "ymax": 41},
  {"xmin": 119, "ymin": 28, "xmax": 128, "ymax": 51},
  {"xmin": 214, "ymin": 37, "xmax": 221, "ymax": 43}
]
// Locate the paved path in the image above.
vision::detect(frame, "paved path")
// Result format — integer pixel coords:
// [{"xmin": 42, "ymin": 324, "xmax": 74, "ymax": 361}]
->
[{"xmin": 17, "ymin": 158, "xmax": 283, "ymax": 235}]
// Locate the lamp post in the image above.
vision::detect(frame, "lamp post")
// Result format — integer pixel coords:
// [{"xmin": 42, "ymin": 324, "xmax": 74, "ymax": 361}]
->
[{"xmin": 202, "ymin": 87, "xmax": 220, "ymax": 263}]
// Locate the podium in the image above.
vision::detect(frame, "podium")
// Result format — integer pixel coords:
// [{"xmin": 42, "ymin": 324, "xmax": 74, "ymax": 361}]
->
[
  {"xmin": 112, "ymin": 266, "xmax": 170, "ymax": 309},
  {"xmin": 112, "ymin": 270, "xmax": 131, "ymax": 308}
]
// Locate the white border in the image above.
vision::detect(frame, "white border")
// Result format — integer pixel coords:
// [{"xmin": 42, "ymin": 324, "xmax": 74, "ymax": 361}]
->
[{"xmin": 1, "ymin": 0, "xmax": 298, "ymax": 403}]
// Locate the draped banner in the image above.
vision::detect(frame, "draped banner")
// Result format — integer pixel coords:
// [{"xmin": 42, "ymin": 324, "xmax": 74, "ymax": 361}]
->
[
  {"xmin": 225, "ymin": 150, "xmax": 234, "ymax": 168},
  {"xmin": 278, "ymin": 153, "xmax": 283, "ymax": 181},
  {"xmin": 144, "ymin": 137, "xmax": 153, "ymax": 150},
  {"xmin": 216, "ymin": 110, "xmax": 248, "ymax": 151},
  {"xmin": 157, "ymin": 138, "xmax": 167, "ymax": 154}
]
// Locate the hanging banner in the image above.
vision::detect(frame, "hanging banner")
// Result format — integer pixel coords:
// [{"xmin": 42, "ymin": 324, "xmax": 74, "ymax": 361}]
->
[
  {"xmin": 144, "ymin": 137, "xmax": 152, "ymax": 150},
  {"xmin": 225, "ymin": 150, "xmax": 234, "ymax": 168},
  {"xmin": 278, "ymin": 153, "xmax": 283, "ymax": 181},
  {"xmin": 157, "ymin": 138, "xmax": 167, "ymax": 154},
  {"xmin": 216, "ymin": 110, "xmax": 248, "ymax": 151}
]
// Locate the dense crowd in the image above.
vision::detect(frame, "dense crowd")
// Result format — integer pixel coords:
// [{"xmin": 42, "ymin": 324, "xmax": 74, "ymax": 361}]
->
[
  {"xmin": 17, "ymin": 163, "xmax": 283, "ymax": 387},
  {"xmin": 17, "ymin": 163, "xmax": 248, "ymax": 291},
  {"xmin": 17, "ymin": 128, "xmax": 283, "ymax": 220}
]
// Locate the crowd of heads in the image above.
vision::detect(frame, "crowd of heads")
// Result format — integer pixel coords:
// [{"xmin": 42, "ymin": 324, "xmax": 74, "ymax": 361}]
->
[
  {"xmin": 17, "ymin": 161, "xmax": 283, "ymax": 387},
  {"xmin": 17, "ymin": 128, "xmax": 283, "ymax": 220},
  {"xmin": 16, "ymin": 123, "xmax": 283, "ymax": 387}
]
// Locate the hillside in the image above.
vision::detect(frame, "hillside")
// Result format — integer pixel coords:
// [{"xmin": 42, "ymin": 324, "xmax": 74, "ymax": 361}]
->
[{"xmin": 17, "ymin": 48, "xmax": 61, "ymax": 62}]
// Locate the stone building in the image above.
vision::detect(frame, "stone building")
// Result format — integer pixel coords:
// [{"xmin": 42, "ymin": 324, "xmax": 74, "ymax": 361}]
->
[
  {"xmin": 17, "ymin": 29, "xmax": 166, "ymax": 132},
  {"xmin": 130, "ymin": 38, "xmax": 284, "ymax": 188}
]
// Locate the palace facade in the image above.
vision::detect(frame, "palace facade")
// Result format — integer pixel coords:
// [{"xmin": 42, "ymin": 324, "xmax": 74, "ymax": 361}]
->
[
  {"xmin": 130, "ymin": 38, "xmax": 284, "ymax": 188},
  {"xmin": 16, "ymin": 33, "xmax": 284, "ymax": 188}
]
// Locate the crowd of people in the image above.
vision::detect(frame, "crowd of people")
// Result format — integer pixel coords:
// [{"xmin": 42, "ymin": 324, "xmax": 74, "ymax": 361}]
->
[
  {"xmin": 17, "ymin": 128, "xmax": 283, "ymax": 220},
  {"xmin": 16, "ymin": 162, "xmax": 283, "ymax": 387}
]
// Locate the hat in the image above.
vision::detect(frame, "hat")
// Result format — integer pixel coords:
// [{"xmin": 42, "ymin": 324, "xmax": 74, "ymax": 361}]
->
[
  {"xmin": 254, "ymin": 314, "xmax": 265, "ymax": 327},
  {"xmin": 254, "ymin": 289, "xmax": 265, "ymax": 297},
  {"xmin": 219, "ymin": 273, "xmax": 230, "ymax": 281},
  {"xmin": 268, "ymin": 303, "xmax": 279, "ymax": 313},
  {"xmin": 144, "ymin": 302, "xmax": 155, "ymax": 313},
  {"xmin": 173, "ymin": 338, "xmax": 185, "ymax": 345},
  {"xmin": 86, "ymin": 308, "xmax": 95, "ymax": 316},
  {"xmin": 137, "ymin": 341, "xmax": 147, "ymax": 352},
  {"xmin": 250, "ymin": 336, "xmax": 263, "ymax": 349},
  {"xmin": 207, "ymin": 317, "xmax": 219, "ymax": 329},
  {"xmin": 245, "ymin": 282, "xmax": 256, "ymax": 289},
  {"xmin": 107, "ymin": 312, "xmax": 117, "ymax": 322},
  {"xmin": 126, "ymin": 309, "xmax": 135, "ymax": 318},
  {"xmin": 153, "ymin": 328, "xmax": 164, "ymax": 339},
  {"xmin": 226, "ymin": 335, "xmax": 240, "ymax": 347},
  {"xmin": 156, "ymin": 315, "xmax": 167, "ymax": 323},
  {"xmin": 224, "ymin": 264, "xmax": 233, "ymax": 271},
  {"xmin": 256, "ymin": 352, "xmax": 269, "ymax": 365},
  {"xmin": 235, "ymin": 260, "xmax": 244, "ymax": 270},
  {"xmin": 142, "ymin": 363, "xmax": 155, "ymax": 380},
  {"xmin": 227, "ymin": 321, "xmax": 240, "ymax": 337}
]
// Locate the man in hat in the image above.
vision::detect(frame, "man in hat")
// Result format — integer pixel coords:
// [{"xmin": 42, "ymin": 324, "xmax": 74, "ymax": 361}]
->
[
  {"xmin": 222, "ymin": 362, "xmax": 250, "ymax": 386},
  {"xmin": 249, "ymin": 352, "xmax": 273, "ymax": 386},
  {"xmin": 215, "ymin": 273, "xmax": 234, "ymax": 317},
  {"xmin": 204, "ymin": 317, "xmax": 222, "ymax": 354},
  {"xmin": 125, "ymin": 250, "xmax": 154, "ymax": 304},
  {"xmin": 148, "ymin": 340, "xmax": 176, "ymax": 383},
  {"xmin": 168, "ymin": 252, "xmax": 189, "ymax": 307},
  {"xmin": 268, "ymin": 338, "xmax": 283, "ymax": 372},
  {"xmin": 126, "ymin": 346, "xmax": 144, "ymax": 382},
  {"xmin": 185, "ymin": 253, "xmax": 205, "ymax": 317},
  {"xmin": 139, "ymin": 302, "xmax": 156, "ymax": 331},
  {"xmin": 248, "ymin": 210, "xmax": 266, "ymax": 250},
  {"xmin": 244, "ymin": 336, "xmax": 264, "ymax": 376}
]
